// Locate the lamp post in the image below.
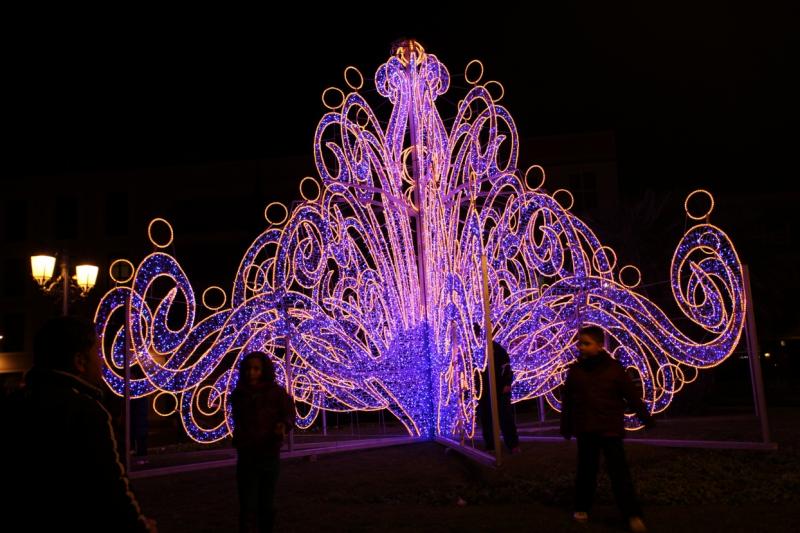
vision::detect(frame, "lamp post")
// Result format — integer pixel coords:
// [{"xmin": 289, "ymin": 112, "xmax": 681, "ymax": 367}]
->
[{"xmin": 30, "ymin": 254, "xmax": 99, "ymax": 315}]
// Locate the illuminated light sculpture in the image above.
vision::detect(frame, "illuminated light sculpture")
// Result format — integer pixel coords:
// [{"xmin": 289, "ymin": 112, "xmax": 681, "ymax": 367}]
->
[{"xmin": 96, "ymin": 42, "xmax": 745, "ymax": 443}]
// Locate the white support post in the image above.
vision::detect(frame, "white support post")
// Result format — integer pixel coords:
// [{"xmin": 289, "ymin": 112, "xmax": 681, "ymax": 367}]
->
[
  {"xmin": 284, "ymin": 334, "xmax": 295, "ymax": 452},
  {"xmin": 481, "ymin": 254, "xmax": 503, "ymax": 466},
  {"xmin": 124, "ymin": 298, "xmax": 132, "ymax": 473},
  {"xmin": 743, "ymin": 265, "xmax": 771, "ymax": 444}
]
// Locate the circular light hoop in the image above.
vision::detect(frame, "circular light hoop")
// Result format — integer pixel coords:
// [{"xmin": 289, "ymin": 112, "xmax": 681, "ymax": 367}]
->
[
  {"xmin": 196, "ymin": 386, "xmax": 223, "ymax": 416},
  {"xmin": 552, "ymin": 189, "xmax": 575, "ymax": 210},
  {"xmin": 625, "ymin": 366, "xmax": 643, "ymax": 384},
  {"xmin": 292, "ymin": 373, "xmax": 314, "ymax": 402},
  {"xmin": 401, "ymin": 147, "xmax": 413, "ymax": 181},
  {"xmin": 403, "ymin": 186, "xmax": 418, "ymax": 211},
  {"xmin": 698, "ymin": 230, "xmax": 721, "ymax": 253},
  {"xmin": 148, "ymin": 218, "xmax": 174, "ymax": 249},
  {"xmin": 592, "ymin": 246, "xmax": 618, "ymax": 274},
  {"xmin": 524, "ymin": 165, "xmax": 546, "ymax": 190},
  {"xmin": 243, "ymin": 263, "xmax": 268, "ymax": 292},
  {"xmin": 322, "ymin": 87, "xmax": 345, "ymax": 110},
  {"xmin": 685, "ymin": 189, "xmax": 715, "ymax": 220},
  {"xmin": 473, "ymin": 367, "xmax": 484, "ymax": 401},
  {"xmin": 465, "ymin": 59, "xmax": 484, "ymax": 85},
  {"xmin": 153, "ymin": 391, "xmax": 178, "ymax": 417},
  {"xmin": 655, "ymin": 363, "xmax": 686, "ymax": 394},
  {"xmin": 484, "ymin": 80, "xmax": 505, "ymax": 102},
  {"xmin": 619, "ymin": 265, "xmax": 642, "ymax": 288},
  {"xmin": 544, "ymin": 388, "xmax": 563, "ymax": 412},
  {"xmin": 300, "ymin": 176, "xmax": 321, "ymax": 203},
  {"xmin": 264, "ymin": 202, "xmax": 289, "ymax": 226},
  {"xmin": 356, "ymin": 107, "xmax": 370, "ymax": 128},
  {"xmin": 109, "ymin": 258, "xmax": 135, "ymax": 284},
  {"xmin": 344, "ymin": 66, "xmax": 364, "ymax": 91},
  {"xmin": 401, "ymin": 146, "xmax": 427, "ymax": 183},
  {"xmin": 294, "ymin": 396, "xmax": 316, "ymax": 422},
  {"xmin": 682, "ymin": 364, "xmax": 699, "ymax": 385},
  {"xmin": 201, "ymin": 286, "xmax": 227, "ymax": 311}
]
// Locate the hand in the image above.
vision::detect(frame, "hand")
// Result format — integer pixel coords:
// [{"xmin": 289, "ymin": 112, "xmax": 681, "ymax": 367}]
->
[{"xmin": 502, "ymin": 385, "xmax": 511, "ymax": 394}]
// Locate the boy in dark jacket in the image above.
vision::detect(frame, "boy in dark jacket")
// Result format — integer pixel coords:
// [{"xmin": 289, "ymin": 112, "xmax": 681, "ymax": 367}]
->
[
  {"xmin": 3, "ymin": 316, "xmax": 155, "ymax": 532},
  {"xmin": 560, "ymin": 326, "xmax": 653, "ymax": 533},
  {"xmin": 231, "ymin": 351, "xmax": 294, "ymax": 532}
]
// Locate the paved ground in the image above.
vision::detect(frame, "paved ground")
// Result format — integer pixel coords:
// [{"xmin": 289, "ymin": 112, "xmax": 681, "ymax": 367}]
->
[{"xmin": 131, "ymin": 408, "xmax": 800, "ymax": 532}]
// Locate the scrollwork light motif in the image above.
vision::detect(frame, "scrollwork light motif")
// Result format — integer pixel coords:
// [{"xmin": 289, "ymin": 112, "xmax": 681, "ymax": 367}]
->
[{"xmin": 96, "ymin": 43, "xmax": 745, "ymax": 442}]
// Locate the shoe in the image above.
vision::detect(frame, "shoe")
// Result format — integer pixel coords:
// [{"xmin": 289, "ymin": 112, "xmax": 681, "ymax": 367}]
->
[
  {"xmin": 573, "ymin": 511, "xmax": 588, "ymax": 522},
  {"xmin": 628, "ymin": 516, "xmax": 647, "ymax": 532}
]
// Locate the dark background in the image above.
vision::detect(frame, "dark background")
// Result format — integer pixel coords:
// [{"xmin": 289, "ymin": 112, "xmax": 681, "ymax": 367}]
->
[
  {"xmin": 7, "ymin": 4, "xmax": 797, "ymax": 194},
  {"xmin": 4, "ymin": 5, "xmax": 798, "ymax": 390}
]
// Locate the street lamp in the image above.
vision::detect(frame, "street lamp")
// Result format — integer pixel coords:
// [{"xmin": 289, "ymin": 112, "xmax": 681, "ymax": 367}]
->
[
  {"xmin": 75, "ymin": 264, "xmax": 100, "ymax": 292},
  {"xmin": 30, "ymin": 254, "xmax": 99, "ymax": 316}
]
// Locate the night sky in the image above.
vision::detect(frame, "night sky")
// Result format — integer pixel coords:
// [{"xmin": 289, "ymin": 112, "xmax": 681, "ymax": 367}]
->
[{"xmin": 8, "ymin": 5, "xmax": 798, "ymax": 195}]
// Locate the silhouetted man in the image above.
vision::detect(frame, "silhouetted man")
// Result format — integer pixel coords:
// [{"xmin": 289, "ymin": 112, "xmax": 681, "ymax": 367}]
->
[{"xmin": 3, "ymin": 316, "xmax": 156, "ymax": 532}]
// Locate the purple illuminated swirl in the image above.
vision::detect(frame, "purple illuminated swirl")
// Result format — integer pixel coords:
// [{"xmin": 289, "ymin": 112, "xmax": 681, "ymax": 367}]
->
[{"xmin": 95, "ymin": 46, "xmax": 745, "ymax": 442}]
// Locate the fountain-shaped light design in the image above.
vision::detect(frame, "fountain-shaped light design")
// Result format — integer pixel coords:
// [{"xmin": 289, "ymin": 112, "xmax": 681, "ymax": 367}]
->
[{"xmin": 96, "ymin": 42, "xmax": 746, "ymax": 442}]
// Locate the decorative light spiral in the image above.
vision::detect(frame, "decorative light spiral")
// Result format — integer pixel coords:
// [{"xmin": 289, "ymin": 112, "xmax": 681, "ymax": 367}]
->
[{"xmin": 96, "ymin": 42, "xmax": 745, "ymax": 443}]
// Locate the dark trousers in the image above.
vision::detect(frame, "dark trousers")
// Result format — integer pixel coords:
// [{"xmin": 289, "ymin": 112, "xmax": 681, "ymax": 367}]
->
[
  {"xmin": 575, "ymin": 434, "xmax": 642, "ymax": 518},
  {"xmin": 237, "ymin": 452, "xmax": 280, "ymax": 533},
  {"xmin": 479, "ymin": 392, "xmax": 519, "ymax": 450}
]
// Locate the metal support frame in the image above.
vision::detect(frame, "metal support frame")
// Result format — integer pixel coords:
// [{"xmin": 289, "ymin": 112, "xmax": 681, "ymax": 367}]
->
[
  {"xmin": 743, "ymin": 265, "xmax": 771, "ymax": 444},
  {"xmin": 481, "ymin": 254, "xmax": 503, "ymax": 466}
]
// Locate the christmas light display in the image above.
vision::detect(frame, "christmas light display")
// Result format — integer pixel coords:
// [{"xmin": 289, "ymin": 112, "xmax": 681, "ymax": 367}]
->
[{"xmin": 95, "ymin": 43, "xmax": 745, "ymax": 443}]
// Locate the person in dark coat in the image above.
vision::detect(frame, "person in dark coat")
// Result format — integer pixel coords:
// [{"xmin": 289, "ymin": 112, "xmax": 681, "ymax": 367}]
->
[
  {"xmin": 560, "ymin": 325, "xmax": 653, "ymax": 532},
  {"xmin": 230, "ymin": 351, "xmax": 294, "ymax": 533},
  {"xmin": 475, "ymin": 323, "xmax": 519, "ymax": 453},
  {"xmin": 2, "ymin": 316, "xmax": 155, "ymax": 532}
]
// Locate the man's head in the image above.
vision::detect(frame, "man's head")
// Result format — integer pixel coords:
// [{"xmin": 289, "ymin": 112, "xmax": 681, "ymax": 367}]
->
[
  {"xmin": 33, "ymin": 316, "xmax": 103, "ymax": 385},
  {"xmin": 577, "ymin": 325, "xmax": 605, "ymax": 359}
]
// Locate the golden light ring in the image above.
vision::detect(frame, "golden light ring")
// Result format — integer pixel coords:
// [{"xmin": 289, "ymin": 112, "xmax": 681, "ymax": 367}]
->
[
  {"xmin": 322, "ymin": 87, "xmax": 345, "ymax": 110},
  {"xmin": 148, "ymin": 218, "xmax": 174, "ymax": 249},
  {"xmin": 552, "ymin": 189, "xmax": 574, "ymax": 210},
  {"xmin": 524, "ymin": 165, "xmax": 546, "ymax": 190},
  {"xmin": 264, "ymin": 202, "xmax": 289, "ymax": 226},
  {"xmin": 201, "ymin": 286, "xmax": 227, "ymax": 311},
  {"xmin": 465, "ymin": 59, "xmax": 484, "ymax": 85},
  {"xmin": 109, "ymin": 258, "xmax": 135, "ymax": 284},
  {"xmin": 344, "ymin": 66, "xmax": 364, "ymax": 91},
  {"xmin": 685, "ymin": 189, "xmax": 715, "ymax": 220}
]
